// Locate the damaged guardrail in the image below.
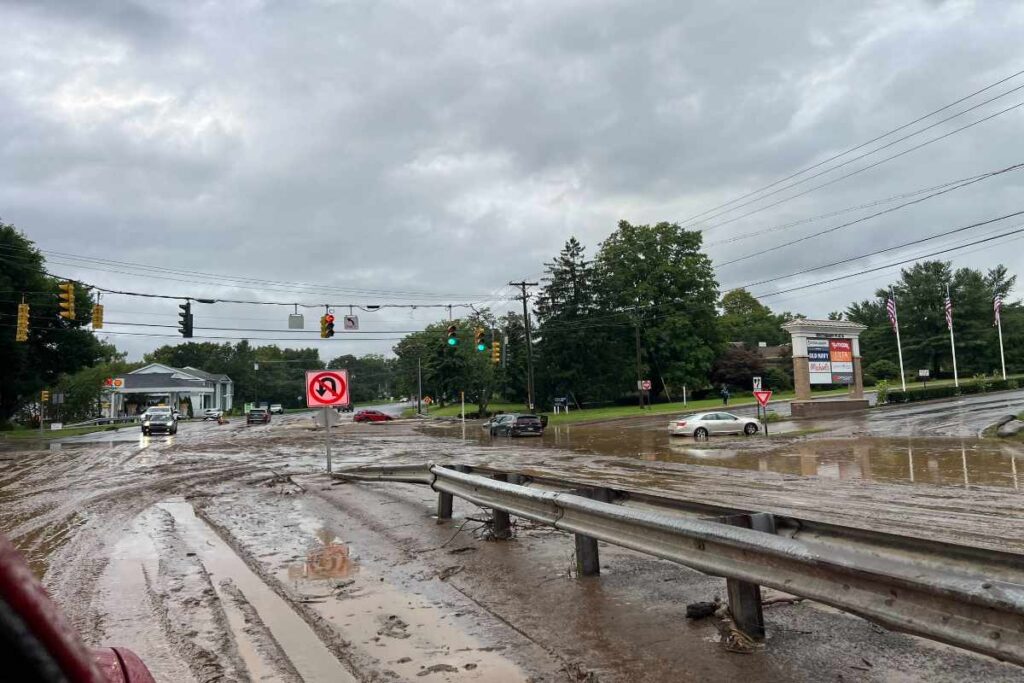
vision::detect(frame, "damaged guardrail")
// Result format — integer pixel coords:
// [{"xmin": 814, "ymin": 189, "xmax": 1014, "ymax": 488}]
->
[{"xmin": 333, "ymin": 463, "xmax": 1024, "ymax": 666}]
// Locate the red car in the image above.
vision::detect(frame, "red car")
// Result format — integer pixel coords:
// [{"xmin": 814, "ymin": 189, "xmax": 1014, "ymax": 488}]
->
[
  {"xmin": 353, "ymin": 409, "xmax": 394, "ymax": 423},
  {"xmin": 1, "ymin": 533, "xmax": 156, "ymax": 682}
]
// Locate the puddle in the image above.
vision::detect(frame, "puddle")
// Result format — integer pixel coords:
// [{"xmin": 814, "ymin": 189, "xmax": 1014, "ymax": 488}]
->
[
  {"xmin": 435, "ymin": 423, "xmax": 1024, "ymax": 489},
  {"xmin": 280, "ymin": 527, "xmax": 528, "ymax": 681},
  {"xmin": 158, "ymin": 500, "xmax": 358, "ymax": 683}
]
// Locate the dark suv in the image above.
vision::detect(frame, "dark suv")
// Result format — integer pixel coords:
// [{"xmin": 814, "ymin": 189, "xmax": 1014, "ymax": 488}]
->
[
  {"xmin": 489, "ymin": 414, "xmax": 544, "ymax": 437},
  {"xmin": 246, "ymin": 408, "xmax": 271, "ymax": 425}
]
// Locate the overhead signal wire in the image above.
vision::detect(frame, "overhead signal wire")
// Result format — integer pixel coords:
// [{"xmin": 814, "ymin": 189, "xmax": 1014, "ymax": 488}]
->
[
  {"xmin": 0, "ymin": 244, "xmax": 494, "ymax": 300},
  {"xmin": 679, "ymin": 67, "xmax": 1024, "ymax": 229}
]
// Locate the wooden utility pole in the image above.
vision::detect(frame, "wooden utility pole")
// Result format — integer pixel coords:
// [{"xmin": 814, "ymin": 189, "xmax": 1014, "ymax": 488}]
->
[{"xmin": 509, "ymin": 280, "xmax": 538, "ymax": 411}]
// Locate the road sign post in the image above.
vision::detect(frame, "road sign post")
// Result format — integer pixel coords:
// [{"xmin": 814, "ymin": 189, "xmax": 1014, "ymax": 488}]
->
[
  {"xmin": 306, "ymin": 370, "xmax": 350, "ymax": 473},
  {"xmin": 753, "ymin": 390, "xmax": 772, "ymax": 437}
]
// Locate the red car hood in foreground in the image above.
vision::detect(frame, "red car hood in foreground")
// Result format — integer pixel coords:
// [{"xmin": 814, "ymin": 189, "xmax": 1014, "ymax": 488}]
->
[{"xmin": 0, "ymin": 533, "xmax": 156, "ymax": 682}]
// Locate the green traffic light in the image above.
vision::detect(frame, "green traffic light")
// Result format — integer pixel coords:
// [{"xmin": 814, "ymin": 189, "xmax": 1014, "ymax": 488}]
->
[
  {"xmin": 447, "ymin": 337, "xmax": 458, "ymax": 346},
  {"xmin": 476, "ymin": 343, "xmax": 487, "ymax": 352}
]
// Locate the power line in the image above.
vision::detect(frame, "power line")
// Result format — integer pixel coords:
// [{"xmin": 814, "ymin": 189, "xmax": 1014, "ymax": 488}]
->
[
  {"xmin": 734, "ymin": 209, "xmax": 1024, "ymax": 290},
  {"xmin": 714, "ymin": 162, "xmax": 1024, "ymax": 268},
  {"xmin": 694, "ymin": 99, "xmax": 1024, "ymax": 235},
  {"xmin": 679, "ymin": 66, "xmax": 1024, "ymax": 228},
  {"xmin": 751, "ymin": 223, "xmax": 1024, "ymax": 299}
]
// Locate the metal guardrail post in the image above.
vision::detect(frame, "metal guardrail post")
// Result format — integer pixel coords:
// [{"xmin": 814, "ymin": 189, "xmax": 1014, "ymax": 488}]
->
[
  {"xmin": 575, "ymin": 488, "xmax": 611, "ymax": 577},
  {"xmin": 721, "ymin": 512, "xmax": 776, "ymax": 641},
  {"xmin": 491, "ymin": 473, "xmax": 512, "ymax": 539}
]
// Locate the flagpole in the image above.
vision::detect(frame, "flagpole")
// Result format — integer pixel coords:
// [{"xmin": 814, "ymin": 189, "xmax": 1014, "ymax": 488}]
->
[
  {"xmin": 996, "ymin": 297, "xmax": 1007, "ymax": 380},
  {"xmin": 891, "ymin": 288, "xmax": 907, "ymax": 392},
  {"xmin": 947, "ymin": 284, "xmax": 959, "ymax": 388}
]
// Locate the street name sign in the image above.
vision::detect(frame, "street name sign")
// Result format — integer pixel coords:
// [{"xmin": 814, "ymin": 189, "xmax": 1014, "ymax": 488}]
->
[
  {"xmin": 753, "ymin": 390, "xmax": 772, "ymax": 408},
  {"xmin": 306, "ymin": 370, "xmax": 350, "ymax": 407}
]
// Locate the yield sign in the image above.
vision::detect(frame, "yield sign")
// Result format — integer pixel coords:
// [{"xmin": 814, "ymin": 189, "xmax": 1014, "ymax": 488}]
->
[
  {"xmin": 753, "ymin": 390, "xmax": 772, "ymax": 408},
  {"xmin": 306, "ymin": 370, "xmax": 350, "ymax": 407}
]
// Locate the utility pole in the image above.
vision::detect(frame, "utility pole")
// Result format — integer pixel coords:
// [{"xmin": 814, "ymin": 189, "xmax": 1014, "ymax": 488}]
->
[
  {"xmin": 634, "ymin": 319, "xmax": 643, "ymax": 410},
  {"xmin": 417, "ymin": 356, "xmax": 423, "ymax": 415},
  {"xmin": 509, "ymin": 280, "xmax": 538, "ymax": 411}
]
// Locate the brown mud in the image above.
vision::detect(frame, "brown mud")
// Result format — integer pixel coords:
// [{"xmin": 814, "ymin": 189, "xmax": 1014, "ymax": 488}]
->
[{"xmin": 0, "ymin": 413, "xmax": 1021, "ymax": 681}]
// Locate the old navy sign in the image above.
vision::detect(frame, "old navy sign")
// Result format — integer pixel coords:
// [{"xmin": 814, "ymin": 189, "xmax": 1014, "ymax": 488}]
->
[{"xmin": 808, "ymin": 338, "xmax": 854, "ymax": 385}]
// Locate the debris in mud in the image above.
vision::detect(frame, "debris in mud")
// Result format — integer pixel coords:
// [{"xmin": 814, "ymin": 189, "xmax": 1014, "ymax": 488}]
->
[
  {"xmin": 438, "ymin": 565, "xmax": 464, "ymax": 581},
  {"xmin": 377, "ymin": 614, "xmax": 412, "ymax": 639},
  {"xmin": 685, "ymin": 599, "xmax": 720, "ymax": 619},
  {"xmin": 417, "ymin": 663, "xmax": 460, "ymax": 676},
  {"xmin": 714, "ymin": 605, "xmax": 763, "ymax": 654},
  {"xmin": 561, "ymin": 661, "xmax": 600, "ymax": 682},
  {"xmin": 448, "ymin": 546, "xmax": 477, "ymax": 555}
]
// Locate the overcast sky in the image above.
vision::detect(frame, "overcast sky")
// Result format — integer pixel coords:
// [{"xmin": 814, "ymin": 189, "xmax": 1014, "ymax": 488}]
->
[{"xmin": 2, "ymin": 0, "xmax": 1023, "ymax": 361}]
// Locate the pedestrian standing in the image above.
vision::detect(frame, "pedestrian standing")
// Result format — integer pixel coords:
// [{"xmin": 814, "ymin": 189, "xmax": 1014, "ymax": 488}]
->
[{"xmin": 721, "ymin": 385, "xmax": 730, "ymax": 406}]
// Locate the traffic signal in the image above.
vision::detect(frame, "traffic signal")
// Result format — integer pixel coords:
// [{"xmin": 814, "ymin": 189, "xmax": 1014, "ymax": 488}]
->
[
  {"xmin": 320, "ymin": 315, "xmax": 328, "ymax": 338},
  {"xmin": 16, "ymin": 303, "xmax": 29, "ymax": 342},
  {"xmin": 41, "ymin": 390, "xmax": 50, "ymax": 403},
  {"xmin": 58, "ymin": 282, "xmax": 75, "ymax": 320},
  {"xmin": 325, "ymin": 314, "xmax": 335, "ymax": 338},
  {"xmin": 474, "ymin": 327, "xmax": 486, "ymax": 352},
  {"xmin": 178, "ymin": 301, "xmax": 193, "ymax": 338},
  {"xmin": 446, "ymin": 324, "xmax": 458, "ymax": 346},
  {"xmin": 491, "ymin": 339, "xmax": 501, "ymax": 365},
  {"xmin": 91, "ymin": 304, "xmax": 104, "ymax": 329}
]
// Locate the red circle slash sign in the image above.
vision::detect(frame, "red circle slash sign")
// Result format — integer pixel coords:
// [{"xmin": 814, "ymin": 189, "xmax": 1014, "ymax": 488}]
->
[{"xmin": 306, "ymin": 370, "xmax": 350, "ymax": 407}]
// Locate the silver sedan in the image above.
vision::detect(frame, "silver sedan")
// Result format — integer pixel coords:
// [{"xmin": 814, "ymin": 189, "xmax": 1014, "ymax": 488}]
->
[{"xmin": 667, "ymin": 411, "xmax": 759, "ymax": 438}]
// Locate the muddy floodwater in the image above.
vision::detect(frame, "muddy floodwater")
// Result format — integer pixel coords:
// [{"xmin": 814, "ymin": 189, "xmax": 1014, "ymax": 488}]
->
[
  {"xmin": 2, "ymin": 411, "xmax": 1024, "ymax": 681},
  {"xmin": 444, "ymin": 421, "xmax": 1024, "ymax": 490}
]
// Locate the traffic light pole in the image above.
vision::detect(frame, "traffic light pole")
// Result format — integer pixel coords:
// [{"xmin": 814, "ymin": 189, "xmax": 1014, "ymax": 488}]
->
[
  {"xmin": 510, "ymin": 280, "xmax": 538, "ymax": 411},
  {"xmin": 635, "ymin": 319, "xmax": 643, "ymax": 410}
]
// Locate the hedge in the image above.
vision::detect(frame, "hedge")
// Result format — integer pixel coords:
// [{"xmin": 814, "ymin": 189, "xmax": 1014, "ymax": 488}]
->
[{"xmin": 882, "ymin": 377, "xmax": 1021, "ymax": 404}]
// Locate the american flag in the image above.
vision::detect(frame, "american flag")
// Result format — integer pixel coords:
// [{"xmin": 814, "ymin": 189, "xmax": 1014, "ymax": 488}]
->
[
  {"xmin": 944, "ymin": 292, "xmax": 953, "ymax": 331},
  {"xmin": 886, "ymin": 293, "xmax": 898, "ymax": 332},
  {"xmin": 994, "ymin": 294, "xmax": 1002, "ymax": 326}
]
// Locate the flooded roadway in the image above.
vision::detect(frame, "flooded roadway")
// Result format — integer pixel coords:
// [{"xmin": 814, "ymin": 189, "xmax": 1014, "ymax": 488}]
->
[{"xmin": 2, "ymin": 407, "xmax": 1024, "ymax": 681}]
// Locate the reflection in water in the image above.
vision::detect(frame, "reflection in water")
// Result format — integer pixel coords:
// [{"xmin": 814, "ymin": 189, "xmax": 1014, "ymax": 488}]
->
[
  {"xmin": 287, "ymin": 528, "xmax": 357, "ymax": 582},
  {"xmin": 446, "ymin": 422, "xmax": 1024, "ymax": 489}
]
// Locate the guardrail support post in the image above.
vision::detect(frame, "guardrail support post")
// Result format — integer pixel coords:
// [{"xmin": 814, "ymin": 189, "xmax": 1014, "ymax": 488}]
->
[
  {"xmin": 490, "ymin": 473, "xmax": 512, "ymax": 539},
  {"xmin": 721, "ymin": 513, "xmax": 775, "ymax": 642},
  {"xmin": 574, "ymin": 488, "xmax": 611, "ymax": 577},
  {"xmin": 437, "ymin": 490, "xmax": 453, "ymax": 521}
]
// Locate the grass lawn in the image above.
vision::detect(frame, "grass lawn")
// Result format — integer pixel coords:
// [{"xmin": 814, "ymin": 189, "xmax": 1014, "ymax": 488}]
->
[{"xmin": 0, "ymin": 422, "xmax": 130, "ymax": 441}]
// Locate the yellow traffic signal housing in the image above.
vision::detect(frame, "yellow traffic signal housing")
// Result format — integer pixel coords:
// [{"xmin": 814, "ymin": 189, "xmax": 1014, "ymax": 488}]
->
[
  {"xmin": 41, "ymin": 390, "xmax": 50, "ymax": 403},
  {"xmin": 320, "ymin": 315, "xmax": 328, "ymax": 338},
  {"xmin": 491, "ymin": 340, "xmax": 501, "ymax": 364},
  {"xmin": 16, "ymin": 303, "xmax": 30, "ymax": 342},
  {"xmin": 91, "ymin": 304, "xmax": 104, "ymax": 329},
  {"xmin": 474, "ymin": 327, "xmax": 486, "ymax": 352},
  {"xmin": 58, "ymin": 282, "xmax": 75, "ymax": 320}
]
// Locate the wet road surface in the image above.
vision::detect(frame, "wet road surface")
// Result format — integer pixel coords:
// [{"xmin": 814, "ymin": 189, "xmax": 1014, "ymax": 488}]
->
[{"xmin": 2, "ymin": 410, "xmax": 1023, "ymax": 681}]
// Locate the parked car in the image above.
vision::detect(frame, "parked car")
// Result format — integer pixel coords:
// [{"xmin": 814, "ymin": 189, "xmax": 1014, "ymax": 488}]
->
[
  {"xmin": 269, "ymin": 403, "xmax": 284, "ymax": 414},
  {"xmin": 203, "ymin": 408, "xmax": 223, "ymax": 420},
  {"xmin": 353, "ymin": 409, "xmax": 393, "ymax": 423},
  {"xmin": 141, "ymin": 407, "xmax": 177, "ymax": 436},
  {"xmin": 489, "ymin": 413, "xmax": 544, "ymax": 437},
  {"xmin": 668, "ymin": 412, "xmax": 759, "ymax": 438},
  {"xmin": 246, "ymin": 408, "xmax": 271, "ymax": 425}
]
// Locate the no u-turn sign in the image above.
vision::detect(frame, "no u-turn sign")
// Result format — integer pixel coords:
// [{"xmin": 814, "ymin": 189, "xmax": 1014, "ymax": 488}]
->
[{"xmin": 306, "ymin": 370, "xmax": 350, "ymax": 407}]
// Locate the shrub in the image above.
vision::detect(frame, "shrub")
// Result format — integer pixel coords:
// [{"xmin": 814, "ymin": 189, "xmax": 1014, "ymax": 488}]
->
[
  {"xmin": 866, "ymin": 360, "xmax": 900, "ymax": 381},
  {"xmin": 882, "ymin": 376, "xmax": 1018, "ymax": 404},
  {"xmin": 764, "ymin": 367, "xmax": 792, "ymax": 391},
  {"xmin": 875, "ymin": 380, "xmax": 890, "ymax": 404}
]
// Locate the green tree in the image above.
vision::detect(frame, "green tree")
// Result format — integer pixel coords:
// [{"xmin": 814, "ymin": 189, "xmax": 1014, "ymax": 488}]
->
[
  {"xmin": 535, "ymin": 238, "xmax": 623, "ymax": 404},
  {"xmin": 594, "ymin": 221, "xmax": 722, "ymax": 398},
  {"xmin": 0, "ymin": 224, "xmax": 108, "ymax": 426},
  {"xmin": 717, "ymin": 289, "xmax": 791, "ymax": 347},
  {"xmin": 328, "ymin": 354, "xmax": 397, "ymax": 402}
]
